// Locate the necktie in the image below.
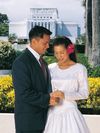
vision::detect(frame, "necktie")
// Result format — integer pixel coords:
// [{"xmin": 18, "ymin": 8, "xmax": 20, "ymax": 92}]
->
[{"xmin": 39, "ymin": 57, "xmax": 47, "ymax": 80}]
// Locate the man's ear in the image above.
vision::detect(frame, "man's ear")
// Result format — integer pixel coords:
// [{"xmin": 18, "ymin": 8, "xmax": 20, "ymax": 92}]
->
[{"xmin": 31, "ymin": 38, "xmax": 36, "ymax": 44}]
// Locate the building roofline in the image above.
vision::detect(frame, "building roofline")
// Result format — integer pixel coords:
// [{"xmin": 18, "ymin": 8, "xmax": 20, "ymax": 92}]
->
[{"xmin": 30, "ymin": 8, "xmax": 58, "ymax": 10}]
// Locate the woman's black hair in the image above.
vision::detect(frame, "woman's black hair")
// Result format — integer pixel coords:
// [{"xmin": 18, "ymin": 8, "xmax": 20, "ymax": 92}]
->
[{"xmin": 53, "ymin": 36, "xmax": 77, "ymax": 63}]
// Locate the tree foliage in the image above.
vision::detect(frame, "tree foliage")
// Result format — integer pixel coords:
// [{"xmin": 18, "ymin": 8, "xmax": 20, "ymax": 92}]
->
[{"xmin": 0, "ymin": 13, "xmax": 9, "ymax": 36}]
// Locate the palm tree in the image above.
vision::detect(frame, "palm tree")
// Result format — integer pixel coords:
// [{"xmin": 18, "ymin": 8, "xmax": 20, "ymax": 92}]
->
[
  {"xmin": 85, "ymin": 0, "xmax": 92, "ymax": 60},
  {"xmin": 91, "ymin": 0, "xmax": 100, "ymax": 66},
  {"xmin": 83, "ymin": 0, "xmax": 100, "ymax": 66}
]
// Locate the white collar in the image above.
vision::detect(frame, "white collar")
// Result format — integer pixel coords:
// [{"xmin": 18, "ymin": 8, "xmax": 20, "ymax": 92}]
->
[{"xmin": 27, "ymin": 45, "xmax": 40, "ymax": 61}]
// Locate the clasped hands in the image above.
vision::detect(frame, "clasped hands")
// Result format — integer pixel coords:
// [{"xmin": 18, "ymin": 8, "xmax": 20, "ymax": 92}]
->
[{"xmin": 49, "ymin": 90, "xmax": 65, "ymax": 106}]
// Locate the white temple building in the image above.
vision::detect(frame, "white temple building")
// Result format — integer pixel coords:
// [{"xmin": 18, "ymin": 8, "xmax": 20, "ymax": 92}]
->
[{"xmin": 9, "ymin": 8, "xmax": 80, "ymax": 43}]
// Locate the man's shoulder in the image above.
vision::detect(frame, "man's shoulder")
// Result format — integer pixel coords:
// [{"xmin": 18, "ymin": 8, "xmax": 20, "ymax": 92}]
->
[{"xmin": 13, "ymin": 49, "xmax": 30, "ymax": 66}]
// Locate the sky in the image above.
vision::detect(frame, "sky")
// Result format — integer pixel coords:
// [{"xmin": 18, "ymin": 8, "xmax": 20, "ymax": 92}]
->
[{"xmin": 0, "ymin": 0, "xmax": 85, "ymax": 33}]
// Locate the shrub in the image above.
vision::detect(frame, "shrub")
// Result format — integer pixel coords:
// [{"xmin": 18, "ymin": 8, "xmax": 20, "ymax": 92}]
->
[
  {"xmin": 77, "ymin": 54, "xmax": 100, "ymax": 77},
  {"xmin": 0, "ymin": 40, "xmax": 16, "ymax": 69},
  {"xmin": 88, "ymin": 66, "xmax": 100, "ymax": 77},
  {"xmin": 78, "ymin": 78, "xmax": 100, "ymax": 113},
  {"xmin": 77, "ymin": 53, "xmax": 90, "ymax": 68},
  {"xmin": 0, "ymin": 76, "xmax": 100, "ymax": 114},
  {"xmin": 0, "ymin": 75, "xmax": 14, "ymax": 112}
]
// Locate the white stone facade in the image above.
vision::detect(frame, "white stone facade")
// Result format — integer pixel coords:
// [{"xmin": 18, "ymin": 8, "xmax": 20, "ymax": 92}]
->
[
  {"xmin": 9, "ymin": 21, "xmax": 28, "ymax": 39},
  {"xmin": 0, "ymin": 36, "xmax": 8, "ymax": 41},
  {"xmin": 27, "ymin": 8, "xmax": 58, "ymax": 37},
  {"xmin": 9, "ymin": 8, "xmax": 80, "ymax": 43}
]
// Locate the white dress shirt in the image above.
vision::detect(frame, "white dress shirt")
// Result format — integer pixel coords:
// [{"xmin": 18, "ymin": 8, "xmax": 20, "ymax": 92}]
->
[{"xmin": 27, "ymin": 45, "xmax": 40, "ymax": 64}]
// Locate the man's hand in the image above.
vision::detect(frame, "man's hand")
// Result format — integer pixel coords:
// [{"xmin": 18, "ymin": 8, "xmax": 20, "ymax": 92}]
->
[
  {"xmin": 50, "ymin": 90, "xmax": 65, "ymax": 100},
  {"xmin": 49, "ymin": 90, "xmax": 64, "ymax": 106}
]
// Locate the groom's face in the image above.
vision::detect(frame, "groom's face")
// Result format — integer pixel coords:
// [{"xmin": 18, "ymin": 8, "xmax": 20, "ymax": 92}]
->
[{"xmin": 31, "ymin": 34, "xmax": 50, "ymax": 55}]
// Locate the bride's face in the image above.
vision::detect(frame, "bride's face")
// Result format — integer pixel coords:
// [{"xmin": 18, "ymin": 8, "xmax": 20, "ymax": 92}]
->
[{"xmin": 54, "ymin": 45, "xmax": 70, "ymax": 64}]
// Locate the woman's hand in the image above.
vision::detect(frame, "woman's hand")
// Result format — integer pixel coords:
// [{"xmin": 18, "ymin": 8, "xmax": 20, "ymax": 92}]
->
[{"xmin": 50, "ymin": 90, "xmax": 65, "ymax": 100}]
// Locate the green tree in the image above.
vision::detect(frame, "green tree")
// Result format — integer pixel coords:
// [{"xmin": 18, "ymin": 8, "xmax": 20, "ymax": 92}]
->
[{"xmin": 0, "ymin": 13, "xmax": 9, "ymax": 36}]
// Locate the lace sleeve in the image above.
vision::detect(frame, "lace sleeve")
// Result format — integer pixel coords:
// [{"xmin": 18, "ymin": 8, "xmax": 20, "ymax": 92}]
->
[{"xmin": 65, "ymin": 66, "xmax": 89, "ymax": 101}]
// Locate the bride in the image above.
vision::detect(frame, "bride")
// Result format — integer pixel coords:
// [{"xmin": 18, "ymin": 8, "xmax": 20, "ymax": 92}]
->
[{"xmin": 43, "ymin": 36, "xmax": 90, "ymax": 133}]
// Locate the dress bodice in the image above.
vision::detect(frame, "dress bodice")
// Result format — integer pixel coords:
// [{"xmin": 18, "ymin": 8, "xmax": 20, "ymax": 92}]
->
[{"xmin": 49, "ymin": 63, "xmax": 89, "ymax": 101}]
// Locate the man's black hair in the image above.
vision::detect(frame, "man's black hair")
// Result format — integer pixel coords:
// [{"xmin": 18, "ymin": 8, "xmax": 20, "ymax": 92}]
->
[{"xmin": 29, "ymin": 25, "xmax": 52, "ymax": 42}]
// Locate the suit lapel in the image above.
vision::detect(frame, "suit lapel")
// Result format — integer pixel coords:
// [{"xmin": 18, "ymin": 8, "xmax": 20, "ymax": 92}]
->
[{"xmin": 25, "ymin": 48, "xmax": 47, "ymax": 87}]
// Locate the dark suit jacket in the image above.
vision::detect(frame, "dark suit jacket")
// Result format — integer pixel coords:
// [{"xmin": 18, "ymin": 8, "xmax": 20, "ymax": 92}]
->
[{"xmin": 12, "ymin": 48, "xmax": 51, "ymax": 131}]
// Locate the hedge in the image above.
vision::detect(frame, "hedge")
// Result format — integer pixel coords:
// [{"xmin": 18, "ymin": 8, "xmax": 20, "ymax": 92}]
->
[
  {"xmin": 0, "ymin": 76, "xmax": 100, "ymax": 114},
  {"xmin": 0, "ymin": 40, "xmax": 16, "ymax": 69}
]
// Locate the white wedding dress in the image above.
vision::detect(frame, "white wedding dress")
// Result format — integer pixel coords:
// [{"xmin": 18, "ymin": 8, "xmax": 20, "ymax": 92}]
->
[{"xmin": 44, "ymin": 63, "xmax": 90, "ymax": 133}]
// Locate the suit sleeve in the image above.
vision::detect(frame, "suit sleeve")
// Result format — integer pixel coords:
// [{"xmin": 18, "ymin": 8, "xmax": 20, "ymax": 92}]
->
[{"xmin": 12, "ymin": 59, "xmax": 50, "ymax": 109}]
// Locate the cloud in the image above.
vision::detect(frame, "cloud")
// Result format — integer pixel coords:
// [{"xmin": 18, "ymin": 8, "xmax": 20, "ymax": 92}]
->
[{"xmin": 0, "ymin": 0, "xmax": 14, "ymax": 4}]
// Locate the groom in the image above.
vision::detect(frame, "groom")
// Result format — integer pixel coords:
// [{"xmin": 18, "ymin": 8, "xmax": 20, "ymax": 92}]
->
[{"xmin": 12, "ymin": 26, "xmax": 63, "ymax": 133}]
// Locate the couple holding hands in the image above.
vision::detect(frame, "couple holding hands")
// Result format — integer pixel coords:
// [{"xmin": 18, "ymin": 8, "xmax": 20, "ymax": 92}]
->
[{"xmin": 12, "ymin": 26, "xmax": 90, "ymax": 133}]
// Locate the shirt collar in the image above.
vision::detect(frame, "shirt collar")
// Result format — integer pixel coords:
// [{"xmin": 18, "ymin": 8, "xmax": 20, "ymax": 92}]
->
[{"xmin": 27, "ymin": 45, "xmax": 40, "ymax": 61}]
